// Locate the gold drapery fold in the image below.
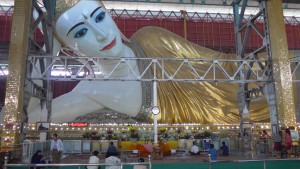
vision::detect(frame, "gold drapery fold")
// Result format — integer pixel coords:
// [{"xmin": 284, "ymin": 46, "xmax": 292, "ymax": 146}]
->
[{"xmin": 131, "ymin": 26, "xmax": 269, "ymax": 124}]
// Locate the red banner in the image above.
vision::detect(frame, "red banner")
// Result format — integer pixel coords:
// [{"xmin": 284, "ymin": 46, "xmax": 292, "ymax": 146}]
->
[{"xmin": 68, "ymin": 122, "xmax": 89, "ymax": 127}]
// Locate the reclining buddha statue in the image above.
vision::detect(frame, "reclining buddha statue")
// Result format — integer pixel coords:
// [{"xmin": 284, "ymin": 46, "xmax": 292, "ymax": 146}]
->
[{"xmin": 27, "ymin": 0, "xmax": 270, "ymax": 124}]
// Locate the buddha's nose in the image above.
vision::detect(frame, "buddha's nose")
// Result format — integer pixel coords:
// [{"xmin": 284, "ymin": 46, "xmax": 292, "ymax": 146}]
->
[
  {"xmin": 83, "ymin": 15, "xmax": 108, "ymax": 41},
  {"xmin": 96, "ymin": 34, "xmax": 106, "ymax": 42},
  {"xmin": 93, "ymin": 26, "xmax": 108, "ymax": 42}
]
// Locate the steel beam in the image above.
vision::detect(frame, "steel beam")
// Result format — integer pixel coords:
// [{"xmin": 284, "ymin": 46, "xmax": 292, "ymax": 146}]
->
[
  {"xmin": 25, "ymin": 56, "xmax": 271, "ymax": 83},
  {"xmin": 233, "ymin": 0, "xmax": 251, "ymax": 134}
]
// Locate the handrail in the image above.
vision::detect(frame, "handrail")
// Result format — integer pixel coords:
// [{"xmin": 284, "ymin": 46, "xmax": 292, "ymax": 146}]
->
[
  {"xmin": 4, "ymin": 162, "xmax": 152, "ymax": 169},
  {"xmin": 4, "ymin": 154, "xmax": 152, "ymax": 169},
  {"xmin": 208, "ymin": 157, "xmax": 300, "ymax": 169},
  {"xmin": 210, "ymin": 158, "xmax": 300, "ymax": 163},
  {"xmin": 4, "ymin": 157, "xmax": 300, "ymax": 169}
]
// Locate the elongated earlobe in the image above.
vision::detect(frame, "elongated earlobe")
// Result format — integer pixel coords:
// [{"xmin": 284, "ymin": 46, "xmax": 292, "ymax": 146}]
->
[
  {"xmin": 53, "ymin": 37, "xmax": 62, "ymax": 56},
  {"xmin": 121, "ymin": 32, "xmax": 131, "ymax": 43}
]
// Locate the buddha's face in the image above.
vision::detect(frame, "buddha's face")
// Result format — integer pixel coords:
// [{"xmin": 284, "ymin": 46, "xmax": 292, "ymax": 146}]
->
[{"xmin": 55, "ymin": 1, "xmax": 124, "ymax": 57}]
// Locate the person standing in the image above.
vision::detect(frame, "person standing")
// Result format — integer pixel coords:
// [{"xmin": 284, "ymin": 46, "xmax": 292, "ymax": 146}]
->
[
  {"xmin": 106, "ymin": 142, "xmax": 119, "ymax": 158},
  {"xmin": 243, "ymin": 129, "xmax": 253, "ymax": 159},
  {"xmin": 50, "ymin": 133, "xmax": 63, "ymax": 167},
  {"xmin": 285, "ymin": 128, "xmax": 292, "ymax": 157},
  {"xmin": 272, "ymin": 131, "xmax": 282, "ymax": 158},
  {"xmin": 261, "ymin": 130, "xmax": 270, "ymax": 144},
  {"xmin": 208, "ymin": 144, "xmax": 217, "ymax": 161},
  {"xmin": 219, "ymin": 141, "xmax": 229, "ymax": 156}
]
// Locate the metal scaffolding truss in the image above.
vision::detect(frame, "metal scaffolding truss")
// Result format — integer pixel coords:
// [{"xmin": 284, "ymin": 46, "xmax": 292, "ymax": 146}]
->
[
  {"xmin": 109, "ymin": 9, "xmax": 300, "ymax": 24},
  {"xmin": 26, "ymin": 56, "xmax": 273, "ymax": 83},
  {"xmin": 290, "ymin": 58, "xmax": 300, "ymax": 83},
  {"xmin": 0, "ymin": 57, "xmax": 296, "ymax": 82},
  {"xmin": 2, "ymin": 5, "xmax": 300, "ymax": 24}
]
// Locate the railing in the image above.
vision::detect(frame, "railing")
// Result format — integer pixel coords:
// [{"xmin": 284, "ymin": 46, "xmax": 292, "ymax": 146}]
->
[
  {"xmin": 207, "ymin": 154, "xmax": 300, "ymax": 169},
  {"xmin": 4, "ymin": 156, "xmax": 152, "ymax": 169},
  {"xmin": 4, "ymin": 153, "xmax": 300, "ymax": 169}
]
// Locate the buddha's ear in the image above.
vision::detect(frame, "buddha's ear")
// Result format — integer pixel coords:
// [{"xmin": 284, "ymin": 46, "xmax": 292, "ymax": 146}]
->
[
  {"xmin": 53, "ymin": 37, "xmax": 62, "ymax": 56},
  {"xmin": 121, "ymin": 32, "xmax": 131, "ymax": 43}
]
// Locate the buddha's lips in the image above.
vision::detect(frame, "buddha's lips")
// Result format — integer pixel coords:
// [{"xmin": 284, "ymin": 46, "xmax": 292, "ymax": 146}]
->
[{"xmin": 100, "ymin": 38, "xmax": 116, "ymax": 51}]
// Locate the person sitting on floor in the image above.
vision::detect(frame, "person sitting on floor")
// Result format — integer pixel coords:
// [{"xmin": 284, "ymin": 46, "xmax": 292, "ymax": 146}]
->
[
  {"xmin": 190, "ymin": 142, "xmax": 200, "ymax": 155},
  {"xmin": 87, "ymin": 151, "xmax": 100, "ymax": 169},
  {"xmin": 105, "ymin": 155, "xmax": 121, "ymax": 169},
  {"xmin": 219, "ymin": 141, "xmax": 229, "ymax": 156},
  {"xmin": 133, "ymin": 158, "xmax": 147, "ymax": 169},
  {"xmin": 31, "ymin": 150, "xmax": 46, "ymax": 169},
  {"xmin": 106, "ymin": 142, "xmax": 119, "ymax": 158}
]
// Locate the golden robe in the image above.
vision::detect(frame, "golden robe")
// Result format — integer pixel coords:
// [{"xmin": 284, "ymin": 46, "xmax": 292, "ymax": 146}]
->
[{"xmin": 129, "ymin": 26, "xmax": 269, "ymax": 124}]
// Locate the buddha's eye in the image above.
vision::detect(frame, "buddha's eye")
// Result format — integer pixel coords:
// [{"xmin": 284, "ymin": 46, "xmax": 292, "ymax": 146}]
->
[
  {"xmin": 74, "ymin": 28, "xmax": 88, "ymax": 38},
  {"xmin": 95, "ymin": 12, "xmax": 105, "ymax": 23}
]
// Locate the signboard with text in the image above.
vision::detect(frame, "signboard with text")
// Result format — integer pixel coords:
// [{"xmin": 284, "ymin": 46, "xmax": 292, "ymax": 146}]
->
[{"xmin": 68, "ymin": 122, "xmax": 89, "ymax": 127}]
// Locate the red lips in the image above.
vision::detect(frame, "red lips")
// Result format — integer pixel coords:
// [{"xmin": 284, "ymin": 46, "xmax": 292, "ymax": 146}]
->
[{"xmin": 100, "ymin": 38, "xmax": 116, "ymax": 51}]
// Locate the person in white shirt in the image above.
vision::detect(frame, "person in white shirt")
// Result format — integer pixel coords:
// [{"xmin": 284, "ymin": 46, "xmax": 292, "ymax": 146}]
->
[
  {"xmin": 87, "ymin": 151, "xmax": 100, "ymax": 169},
  {"xmin": 105, "ymin": 155, "xmax": 121, "ymax": 169},
  {"xmin": 190, "ymin": 142, "xmax": 200, "ymax": 155},
  {"xmin": 50, "ymin": 133, "xmax": 63, "ymax": 167}
]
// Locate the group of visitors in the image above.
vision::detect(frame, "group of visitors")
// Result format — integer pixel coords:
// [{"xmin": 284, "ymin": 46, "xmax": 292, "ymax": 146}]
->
[
  {"xmin": 31, "ymin": 134, "xmax": 146, "ymax": 169},
  {"xmin": 31, "ymin": 133, "xmax": 63, "ymax": 169},
  {"xmin": 87, "ymin": 142, "xmax": 146, "ymax": 169},
  {"xmin": 242, "ymin": 128, "xmax": 295, "ymax": 159},
  {"xmin": 189, "ymin": 141, "xmax": 229, "ymax": 161},
  {"xmin": 188, "ymin": 127, "xmax": 295, "ymax": 161},
  {"xmin": 31, "ymin": 128, "xmax": 295, "ymax": 168}
]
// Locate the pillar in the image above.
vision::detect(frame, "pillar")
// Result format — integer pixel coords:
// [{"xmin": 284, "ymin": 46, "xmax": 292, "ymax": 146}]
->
[
  {"xmin": 1, "ymin": 0, "xmax": 31, "ymax": 146},
  {"xmin": 266, "ymin": 0, "xmax": 296, "ymax": 128}
]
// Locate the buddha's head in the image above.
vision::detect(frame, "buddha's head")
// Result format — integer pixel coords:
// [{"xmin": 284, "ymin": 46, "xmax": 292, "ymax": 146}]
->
[{"xmin": 55, "ymin": 0, "xmax": 124, "ymax": 57}]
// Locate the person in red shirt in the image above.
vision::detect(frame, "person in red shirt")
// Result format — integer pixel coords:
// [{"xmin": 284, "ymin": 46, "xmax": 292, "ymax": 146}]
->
[{"xmin": 285, "ymin": 128, "xmax": 292, "ymax": 157}]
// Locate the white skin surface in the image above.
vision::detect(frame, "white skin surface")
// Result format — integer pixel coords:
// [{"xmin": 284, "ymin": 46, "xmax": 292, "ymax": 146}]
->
[{"xmin": 28, "ymin": 1, "xmax": 142, "ymax": 123}]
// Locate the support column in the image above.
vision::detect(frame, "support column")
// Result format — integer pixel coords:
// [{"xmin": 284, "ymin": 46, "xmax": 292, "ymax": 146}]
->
[
  {"xmin": 233, "ymin": 0, "xmax": 251, "ymax": 134},
  {"xmin": 182, "ymin": 10, "xmax": 187, "ymax": 40},
  {"xmin": 1, "ymin": 0, "xmax": 32, "ymax": 146},
  {"xmin": 263, "ymin": 83, "xmax": 279, "ymax": 135},
  {"xmin": 266, "ymin": 0, "xmax": 296, "ymax": 128},
  {"xmin": 153, "ymin": 80, "xmax": 158, "ymax": 145},
  {"xmin": 153, "ymin": 59, "xmax": 159, "ymax": 145}
]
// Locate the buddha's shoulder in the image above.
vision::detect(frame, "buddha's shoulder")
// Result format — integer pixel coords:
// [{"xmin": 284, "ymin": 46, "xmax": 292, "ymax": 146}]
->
[{"xmin": 132, "ymin": 26, "xmax": 172, "ymax": 36}]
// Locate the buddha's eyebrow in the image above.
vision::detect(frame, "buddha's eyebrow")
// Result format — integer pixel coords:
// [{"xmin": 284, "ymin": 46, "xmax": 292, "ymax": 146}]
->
[
  {"xmin": 90, "ymin": 6, "xmax": 102, "ymax": 17},
  {"xmin": 66, "ymin": 22, "xmax": 84, "ymax": 36}
]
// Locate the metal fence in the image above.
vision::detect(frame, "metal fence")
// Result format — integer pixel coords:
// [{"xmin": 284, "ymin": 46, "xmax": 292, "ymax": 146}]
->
[
  {"xmin": 208, "ymin": 155, "xmax": 300, "ymax": 169},
  {"xmin": 4, "ymin": 156, "xmax": 300, "ymax": 169},
  {"xmin": 3, "ymin": 156, "xmax": 152, "ymax": 169}
]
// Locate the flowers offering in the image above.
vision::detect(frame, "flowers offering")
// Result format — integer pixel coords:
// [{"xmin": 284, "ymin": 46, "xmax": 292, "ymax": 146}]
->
[
  {"xmin": 159, "ymin": 127, "xmax": 166, "ymax": 134},
  {"xmin": 107, "ymin": 129, "xmax": 113, "ymax": 135},
  {"xmin": 128, "ymin": 126, "xmax": 137, "ymax": 133},
  {"xmin": 128, "ymin": 125, "xmax": 139, "ymax": 138}
]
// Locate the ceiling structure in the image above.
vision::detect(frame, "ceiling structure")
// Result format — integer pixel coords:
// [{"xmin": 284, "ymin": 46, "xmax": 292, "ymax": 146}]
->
[
  {"xmin": 0, "ymin": 0, "xmax": 300, "ymax": 63},
  {"xmin": 1, "ymin": 0, "xmax": 300, "ymax": 15}
]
